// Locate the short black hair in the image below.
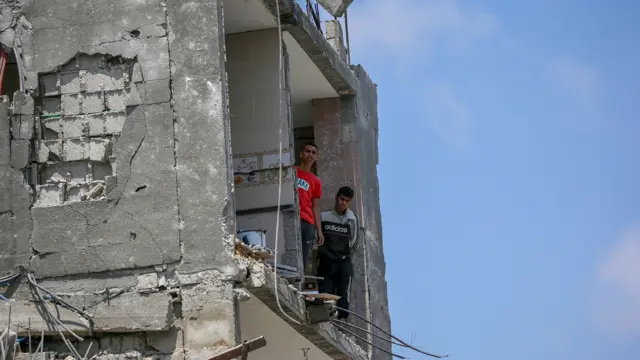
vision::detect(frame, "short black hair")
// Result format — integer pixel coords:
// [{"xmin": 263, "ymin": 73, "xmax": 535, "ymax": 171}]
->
[
  {"xmin": 336, "ymin": 186, "xmax": 354, "ymax": 199},
  {"xmin": 302, "ymin": 143, "xmax": 318, "ymax": 151}
]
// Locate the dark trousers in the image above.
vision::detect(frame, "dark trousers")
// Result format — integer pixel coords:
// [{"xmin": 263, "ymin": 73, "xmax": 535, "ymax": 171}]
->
[
  {"xmin": 317, "ymin": 256, "xmax": 352, "ymax": 319},
  {"xmin": 300, "ymin": 219, "xmax": 315, "ymax": 273}
]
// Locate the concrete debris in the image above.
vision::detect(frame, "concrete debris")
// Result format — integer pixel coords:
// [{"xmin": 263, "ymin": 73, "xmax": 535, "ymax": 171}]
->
[
  {"xmin": 0, "ymin": 0, "xmax": 389, "ymax": 359},
  {"xmin": 233, "ymin": 288, "xmax": 251, "ymax": 302},
  {"xmin": 34, "ymin": 182, "xmax": 65, "ymax": 207},
  {"xmin": 1, "ymin": 292, "xmax": 173, "ymax": 333},
  {"xmin": 324, "ymin": 20, "xmax": 347, "ymax": 62},
  {"xmin": 234, "ymin": 240, "xmax": 274, "ymax": 261},
  {"xmin": 317, "ymin": 0, "xmax": 353, "ymax": 18},
  {"xmin": 87, "ymin": 182, "xmax": 105, "ymax": 199},
  {"xmin": 136, "ymin": 272, "xmax": 159, "ymax": 291}
]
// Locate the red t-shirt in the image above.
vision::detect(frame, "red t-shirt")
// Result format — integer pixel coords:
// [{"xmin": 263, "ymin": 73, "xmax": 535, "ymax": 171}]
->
[{"xmin": 295, "ymin": 167, "xmax": 322, "ymax": 225}]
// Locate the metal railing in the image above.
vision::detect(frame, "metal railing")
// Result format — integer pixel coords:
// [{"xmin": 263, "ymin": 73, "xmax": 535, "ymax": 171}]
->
[{"xmin": 305, "ymin": 0, "xmax": 323, "ymax": 33}]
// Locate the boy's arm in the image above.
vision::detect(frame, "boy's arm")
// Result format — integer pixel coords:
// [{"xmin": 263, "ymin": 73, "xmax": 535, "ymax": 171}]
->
[
  {"xmin": 313, "ymin": 180, "xmax": 324, "ymax": 245},
  {"xmin": 313, "ymin": 199, "xmax": 324, "ymax": 245},
  {"xmin": 349, "ymin": 217, "xmax": 359, "ymax": 252}
]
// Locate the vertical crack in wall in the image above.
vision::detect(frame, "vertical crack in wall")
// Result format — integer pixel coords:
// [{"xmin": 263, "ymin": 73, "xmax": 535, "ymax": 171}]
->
[
  {"xmin": 163, "ymin": 3, "xmax": 183, "ymax": 264},
  {"xmin": 1, "ymin": 1, "xmax": 232, "ymax": 356},
  {"xmin": 218, "ymin": 0, "xmax": 236, "ymax": 261},
  {"xmin": 15, "ymin": 46, "xmax": 180, "ymax": 275},
  {"xmin": 112, "ymin": 111, "xmax": 145, "ymax": 208},
  {"xmin": 112, "ymin": 57, "xmax": 145, "ymax": 209}
]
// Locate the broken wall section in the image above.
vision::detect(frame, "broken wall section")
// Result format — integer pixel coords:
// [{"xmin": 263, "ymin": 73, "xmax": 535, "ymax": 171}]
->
[
  {"xmin": 0, "ymin": 94, "xmax": 32, "ymax": 275},
  {"xmin": 34, "ymin": 54, "xmax": 132, "ymax": 206},
  {"xmin": 340, "ymin": 66, "xmax": 391, "ymax": 360},
  {"xmin": 1, "ymin": 0, "xmax": 240, "ymax": 357},
  {"xmin": 0, "ymin": 0, "xmax": 185, "ymax": 278},
  {"xmin": 311, "ymin": 73, "xmax": 389, "ymax": 359},
  {"xmin": 25, "ymin": 48, "xmax": 182, "ymax": 278}
]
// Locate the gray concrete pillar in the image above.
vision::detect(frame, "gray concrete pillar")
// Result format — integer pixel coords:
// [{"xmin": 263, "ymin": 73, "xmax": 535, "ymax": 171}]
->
[
  {"xmin": 324, "ymin": 20, "xmax": 347, "ymax": 62},
  {"xmin": 312, "ymin": 97, "xmax": 346, "ymax": 211}
]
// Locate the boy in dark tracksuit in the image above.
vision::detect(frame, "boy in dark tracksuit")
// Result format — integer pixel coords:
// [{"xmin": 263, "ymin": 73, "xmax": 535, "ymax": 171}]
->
[{"xmin": 317, "ymin": 186, "xmax": 358, "ymax": 319}]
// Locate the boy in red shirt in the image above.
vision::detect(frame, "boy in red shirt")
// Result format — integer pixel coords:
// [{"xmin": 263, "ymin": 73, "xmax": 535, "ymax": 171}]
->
[{"xmin": 295, "ymin": 143, "xmax": 324, "ymax": 272}]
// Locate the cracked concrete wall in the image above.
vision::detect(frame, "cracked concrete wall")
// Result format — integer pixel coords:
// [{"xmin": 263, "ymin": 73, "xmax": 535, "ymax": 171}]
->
[
  {"xmin": 1, "ymin": 0, "xmax": 184, "ymax": 278},
  {"xmin": 312, "ymin": 68, "xmax": 389, "ymax": 358},
  {"xmin": 340, "ymin": 66, "xmax": 391, "ymax": 360},
  {"xmin": 1, "ymin": 0, "xmax": 238, "ymax": 357},
  {"xmin": 310, "ymin": 70, "xmax": 390, "ymax": 359},
  {"xmin": 313, "ymin": 95, "xmax": 371, "ymax": 355},
  {"xmin": 1, "ymin": 267, "xmax": 240, "ymax": 358},
  {"xmin": 0, "ymin": 95, "xmax": 32, "ymax": 274},
  {"xmin": 324, "ymin": 21, "xmax": 346, "ymax": 63}
]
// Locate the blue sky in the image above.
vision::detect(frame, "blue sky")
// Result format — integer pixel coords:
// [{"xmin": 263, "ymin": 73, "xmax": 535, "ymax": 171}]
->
[{"xmin": 309, "ymin": 0, "xmax": 640, "ymax": 359}]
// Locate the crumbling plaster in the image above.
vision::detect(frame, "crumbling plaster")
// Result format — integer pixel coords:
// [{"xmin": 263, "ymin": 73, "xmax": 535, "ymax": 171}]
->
[
  {"xmin": 1, "ymin": 0, "xmax": 389, "ymax": 359},
  {"xmin": 340, "ymin": 66, "xmax": 391, "ymax": 359},
  {"xmin": 1, "ymin": 0, "xmax": 239, "ymax": 356},
  {"xmin": 0, "ymin": 0, "xmax": 236, "ymax": 277},
  {"xmin": 316, "ymin": 0, "xmax": 353, "ymax": 18},
  {"xmin": 311, "ymin": 64, "xmax": 391, "ymax": 359}
]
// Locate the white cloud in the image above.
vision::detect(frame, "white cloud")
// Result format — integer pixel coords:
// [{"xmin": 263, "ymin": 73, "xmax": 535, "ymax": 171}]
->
[
  {"xmin": 423, "ymin": 84, "xmax": 471, "ymax": 150},
  {"xmin": 592, "ymin": 225, "xmax": 640, "ymax": 337},
  {"xmin": 547, "ymin": 57, "xmax": 599, "ymax": 104},
  {"xmin": 346, "ymin": 0, "xmax": 496, "ymax": 60}
]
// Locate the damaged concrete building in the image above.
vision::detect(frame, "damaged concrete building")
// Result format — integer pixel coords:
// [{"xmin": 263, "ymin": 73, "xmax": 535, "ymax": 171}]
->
[{"xmin": 0, "ymin": 0, "xmax": 391, "ymax": 359}]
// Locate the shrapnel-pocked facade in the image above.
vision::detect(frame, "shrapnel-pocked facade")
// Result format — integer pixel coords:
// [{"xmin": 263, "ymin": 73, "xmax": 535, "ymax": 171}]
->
[{"xmin": 0, "ymin": 0, "xmax": 390, "ymax": 359}]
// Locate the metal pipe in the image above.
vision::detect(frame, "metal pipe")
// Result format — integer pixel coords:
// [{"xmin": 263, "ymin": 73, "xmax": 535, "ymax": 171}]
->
[
  {"xmin": 0, "ymin": 49, "xmax": 7, "ymax": 96},
  {"xmin": 344, "ymin": 9, "xmax": 351, "ymax": 65}
]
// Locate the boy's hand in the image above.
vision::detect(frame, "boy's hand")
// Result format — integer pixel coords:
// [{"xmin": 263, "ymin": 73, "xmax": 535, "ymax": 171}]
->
[{"xmin": 317, "ymin": 232, "xmax": 325, "ymax": 246}]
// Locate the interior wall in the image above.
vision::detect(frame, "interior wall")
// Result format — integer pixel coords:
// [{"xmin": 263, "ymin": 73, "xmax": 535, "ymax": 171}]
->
[
  {"xmin": 1, "ymin": 52, "xmax": 19, "ymax": 102},
  {"xmin": 293, "ymin": 126, "xmax": 316, "ymax": 174},
  {"xmin": 227, "ymin": 29, "xmax": 295, "ymax": 212},
  {"xmin": 292, "ymin": 101, "xmax": 312, "ymax": 128},
  {"xmin": 239, "ymin": 296, "xmax": 333, "ymax": 360},
  {"xmin": 236, "ymin": 211, "xmax": 284, "ymax": 256}
]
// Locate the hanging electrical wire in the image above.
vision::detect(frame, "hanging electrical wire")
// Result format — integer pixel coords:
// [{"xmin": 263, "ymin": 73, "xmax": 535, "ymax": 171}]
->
[
  {"xmin": 27, "ymin": 274, "xmax": 84, "ymax": 359},
  {"xmin": 1, "ymin": 272, "xmax": 19, "ymax": 303},
  {"xmin": 26, "ymin": 274, "xmax": 93, "ymax": 325},
  {"xmin": 334, "ymin": 306, "xmax": 449, "ymax": 358},
  {"xmin": 1, "ymin": 301, "xmax": 13, "ymax": 360},
  {"xmin": 272, "ymin": 0, "xmax": 302, "ymax": 326},
  {"xmin": 0, "ymin": 48, "xmax": 7, "ymax": 96},
  {"xmin": 0, "ymin": 272, "xmax": 19, "ymax": 286},
  {"xmin": 331, "ymin": 319, "xmax": 406, "ymax": 347},
  {"xmin": 330, "ymin": 321, "xmax": 406, "ymax": 359}
]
